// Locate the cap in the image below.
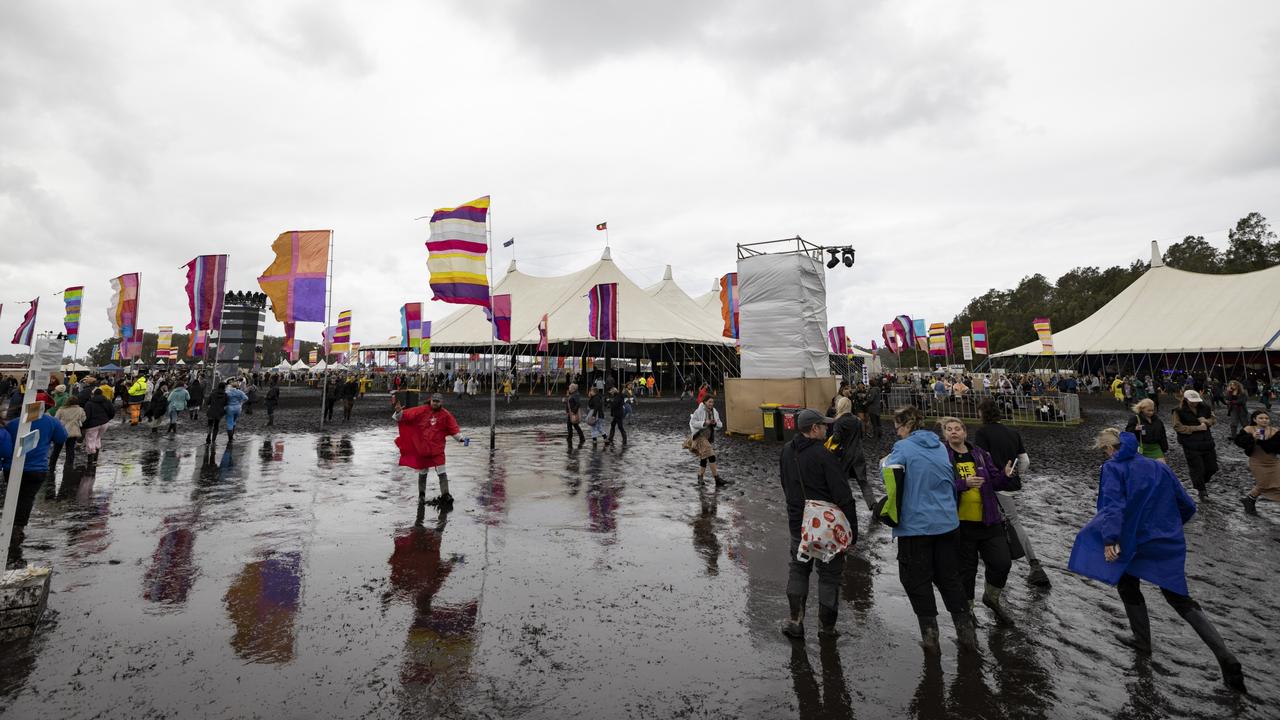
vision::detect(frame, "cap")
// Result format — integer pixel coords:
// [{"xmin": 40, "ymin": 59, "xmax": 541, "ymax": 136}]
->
[
  {"xmin": 1183, "ymin": 390, "xmax": 1203, "ymax": 403},
  {"xmin": 431, "ymin": 392, "xmax": 444, "ymax": 401},
  {"xmin": 796, "ymin": 408, "xmax": 836, "ymax": 430}
]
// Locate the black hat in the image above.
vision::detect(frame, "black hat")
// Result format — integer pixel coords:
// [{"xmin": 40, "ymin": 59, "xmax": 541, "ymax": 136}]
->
[{"xmin": 796, "ymin": 408, "xmax": 835, "ymax": 430}]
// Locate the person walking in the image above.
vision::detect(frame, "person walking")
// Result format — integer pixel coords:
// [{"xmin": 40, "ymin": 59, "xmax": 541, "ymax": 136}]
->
[
  {"xmin": 145, "ymin": 383, "xmax": 170, "ymax": 434},
  {"xmin": 605, "ymin": 386, "xmax": 628, "ymax": 446},
  {"xmin": 265, "ymin": 378, "xmax": 280, "ymax": 427},
  {"xmin": 686, "ymin": 396, "xmax": 724, "ymax": 485},
  {"xmin": 223, "ymin": 380, "xmax": 248, "ymax": 442},
  {"xmin": 1224, "ymin": 381, "xmax": 1249, "ymax": 437},
  {"xmin": 1172, "ymin": 390, "xmax": 1217, "ymax": 500},
  {"xmin": 866, "ymin": 379, "xmax": 884, "ymax": 440},
  {"xmin": 1235, "ymin": 410, "xmax": 1279, "ymax": 515},
  {"xmin": 1124, "ymin": 399, "xmax": 1168, "ymax": 462},
  {"xmin": 50, "ymin": 396, "xmax": 86, "ymax": 487},
  {"xmin": 829, "ymin": 394, "xmax": 874, "ymax": 510},
  {"xmin": 186, "ymin": 377, "xmax": 204, "ymax": 421},
  {"xmin": 563, "ymin": 383, "xmax": 585, "ymax": 450},
  {"xmin": 973, "ymin": 400, "xmax": 1048, "ymax": 587},
  {"xmin": 1068, "ymin": 428, "xmax": 1245, "ymax": 692},
  {"xmin": 881, "ymin": 405, "xmax": 975, "ymax": 653},
  {"xmin": 341, "ymin": 376, "xmax": 359, "ymax": 421},
  {"xmin": 4, "ymin": 407, "xmax": 68, "ymax": 566},
  {"xmin": 323, "ymin": 376, "xmax": 339, "ymax": 422},
  {"xmin": 585, "ymin": 387, "xmax": 606, "ymax": 448},
  {"xmin": 394, "ymin": 393, "xmax": 468, "ymax": 507},
  {"xmin": 939, "ymin": 417, "xmax": 1017, "ymax": 623},
  {"xmin": 165, "ymin": 382, "xmax": 190, "ymax": 434},
  {"xmin": 81, "ymin": 388, "xmax": 115, "ymax": 468},
  {"xmin": 205, "ymin": 381, "xmax": 227, "ymax": 444},
  {"xmin": 779, "ymin": 409, "xmax": 858, "ymax": 639},
  {"xmin": 127, "ymin": 374, "xmax": 148, "ymax": 426}
]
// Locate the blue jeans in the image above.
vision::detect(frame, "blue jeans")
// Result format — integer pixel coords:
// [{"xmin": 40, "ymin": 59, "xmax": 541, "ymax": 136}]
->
[{"xmin": 225, "ymin": 406, "xmax": 242, "ymax": 431}]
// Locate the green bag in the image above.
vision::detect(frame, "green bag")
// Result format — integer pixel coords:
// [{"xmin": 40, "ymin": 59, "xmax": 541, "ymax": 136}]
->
[{"xmin": 875, "ymin": 463, "xmax": 905, "ymax": 527}]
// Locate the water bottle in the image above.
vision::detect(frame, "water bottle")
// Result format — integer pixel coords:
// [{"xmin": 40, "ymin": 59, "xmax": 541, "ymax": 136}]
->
[{"xmin": 463, "ymin": 437, "xmax": 470, "ymax": 447}]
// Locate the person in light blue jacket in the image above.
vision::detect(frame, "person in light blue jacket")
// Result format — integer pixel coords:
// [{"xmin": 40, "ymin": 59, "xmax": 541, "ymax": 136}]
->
[
  {"xmin": 223, "ymin": 379, "xmax": 249, "ymax": 441},
  {"xmin": 881, "ymin": 405, "xmax": 975, "ymax": 653}
]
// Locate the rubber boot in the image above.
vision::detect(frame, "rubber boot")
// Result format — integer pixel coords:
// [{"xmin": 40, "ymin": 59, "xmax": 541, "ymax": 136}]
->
[
  {"xmin": 982, "ymin": 583, "xmax": 1014, "ymax": 625},
  {"xmin": 952, "ymin": 611, "xmax": 979, "ymax": 652},
  {"xmin": 918, "ymin": 615, "xmax": 940, "ymax": 654},
  {"xmin": 417, "ymin": 472, "xmax": 428, "ymax": 502},
  {"xmin": 1121, "ymin": 602, "xmax": 1152, "ymax": 653},
  {"xmin": 1026, "ymin": 559, "xmax": 1051, "ymax": 587},
  {"xmin": 817, "ymin": 603, "xmax": 839, "ymax": 638},
  {"xmin": 1182, "ymin": 608, "xmax": 1246, "ymax": 692},
  {"xmin": 781, "ymin": 594, "xmax": 806, "ymax": 638},
  {"xmin": 1241, "ymin": 495, "xmax": 1258, "ymax": 515}
]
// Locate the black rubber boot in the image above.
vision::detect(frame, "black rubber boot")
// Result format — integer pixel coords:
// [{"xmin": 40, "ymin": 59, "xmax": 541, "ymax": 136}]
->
[
  {"xmin": 918, "ymin": 615, "xmax": 940, "ymax": 654},
  {"xmin": 952, "ymin": 611, "xmax": 979, "ymax": 652},
  {"xmin": 817, "ymin": 603, "xmax": 839, "ymax": 638},
  {"xmin": 780, "ymin": 594, "xmax": 806, "ymax": 638},
  {"xmin": 982, "ymin": 583, "xmax": 1014, "ymax": 625},
  {"xmin": 1122, "ymin": 602, "xmax": 1152, "ymax": 653},
  {"xmin": 1241, "ymin": 495, "xmax": 1258, "ymax": 515},
  {"xmin": 417, "ymin": 473, "xmax": 428, "ymax": 502},
  {"xmin": 1182, "ymin": 608, "xmax": 1246, "ymax": 692},
  {"xmin": 1026, "ymin": 559, "xmax": 1052, "ymax": 587}
]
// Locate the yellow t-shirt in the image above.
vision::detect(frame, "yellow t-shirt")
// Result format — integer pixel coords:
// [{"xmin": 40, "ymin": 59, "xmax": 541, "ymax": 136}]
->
[{"xmin": 954, "ymin": 452, "xmax": 983, "ymax": 522}]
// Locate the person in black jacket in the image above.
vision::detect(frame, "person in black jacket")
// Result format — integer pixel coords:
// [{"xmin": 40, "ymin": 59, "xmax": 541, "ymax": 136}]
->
[
  {"xmin": 81, "ymin": 388, "xmax": 115, "ymax": 466},
  {"xmin": 186, "ymin": 378, "xmax": 204, "ymax": 420},
  {"xmin": 605, "ymin": 386, "xmax": 627, "ymax": 446},
  {"xmin": 780, "ymin": 408, "xmax": 859, "ymax": 639},
  {"xmin": 341, "ymin": 376, "xmax": 359, "ymax": 421},
  {"xmin": 205, "ymin": 382, "xmax": 227, "ymax": 444},
  {"xmin": 265, "ymin": 378, "xmax": 280, "ymax": 426},
  {"xmin": 145, "ymin": 383, "xmax": 169, "ymax": 434},
  {"xmin": 829, "ymin": 394, "xmax": 874, "ymax": 510},
  {"xmin": 1125, "ymin": 398, "xmax": 1169, "ymax": 461},
  {"xmin": 1172, "ymin": 390, "xmax": 1217, "ymax": 500}
]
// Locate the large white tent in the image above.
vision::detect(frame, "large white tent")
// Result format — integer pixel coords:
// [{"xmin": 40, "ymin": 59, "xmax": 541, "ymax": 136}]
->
[
  {"xmin": 644, "ymin": 265, "xmax": 726, "ymax": 340},
  {"xmin": 429, "ymin": 250, "xmax": 735, "ymax": 349},
  {"xmin": 993, "ymin": 242, "xmax": 1280, "ymax": 357}
]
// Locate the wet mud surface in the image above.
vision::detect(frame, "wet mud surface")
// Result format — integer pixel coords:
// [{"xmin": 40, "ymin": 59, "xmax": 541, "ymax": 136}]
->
[{"xmin": 2, "ymin": 391, "xmax": 1278, "ymax": 719}]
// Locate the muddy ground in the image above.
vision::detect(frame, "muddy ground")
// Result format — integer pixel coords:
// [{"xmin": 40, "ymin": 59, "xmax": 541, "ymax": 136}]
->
[{"xmin": 1, "ymin": 389, "xmax": 1277, "ymax": 719}]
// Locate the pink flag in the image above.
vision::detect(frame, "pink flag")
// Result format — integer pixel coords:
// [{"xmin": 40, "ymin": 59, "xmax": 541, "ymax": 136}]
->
[
  {"xmin": 490, "ymin": 294, "xmax": 512, "ymax": 343},
  {"xmin": 10, "ymin": 298, "xmax": 38, "ymax": 346},
  {"xmin": 537, "ymin": 313, "xmax": 549, "ymax": 353}
]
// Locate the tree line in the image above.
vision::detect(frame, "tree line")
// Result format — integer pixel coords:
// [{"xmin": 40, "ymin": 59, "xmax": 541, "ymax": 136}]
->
[
  {"xmin": 80, "ymin": 332, "xmax": 320, "ymax": 368},
  {"xmin": 946, "ymin": 212, "xmax": 1278, "ymax": 356}
]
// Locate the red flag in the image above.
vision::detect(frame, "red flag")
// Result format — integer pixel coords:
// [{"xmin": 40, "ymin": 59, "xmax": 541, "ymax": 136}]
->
[
  {"xmin": 595, "ymin": 222, "xmax": 607, "ymax": 231},
  {"xmin": 489, "ymin": 294, "xmax": 512, "ymax": 342},
  {"xmin": 10, "ymin": 298, "xmax": 38, "ymax": 346},
  {"xmin": 537, "ymin": 313, "xmax": 549, "ymax": 353}
]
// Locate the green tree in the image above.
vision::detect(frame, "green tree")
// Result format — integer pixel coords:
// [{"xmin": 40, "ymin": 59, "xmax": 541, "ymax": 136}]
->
[
  {"xmin": 1222, "ymin": 212, "xmax": 1278, "ymax": 273},
  {"xmin": 1163, "ymin": 235, "xmax": 1222, "ymax": 272}
]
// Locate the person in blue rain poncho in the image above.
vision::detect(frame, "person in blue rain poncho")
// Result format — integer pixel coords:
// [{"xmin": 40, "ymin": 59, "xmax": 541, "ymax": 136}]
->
[{"xmin": 1068, "ymin": 427, "xmax": 1245, "ymax": 693}]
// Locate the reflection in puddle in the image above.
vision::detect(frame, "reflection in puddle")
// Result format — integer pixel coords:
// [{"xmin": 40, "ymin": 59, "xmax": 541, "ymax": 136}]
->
[
  {"xmin": 224, "ymin": 551, "xmax": 303, "ymax": 664},
  {"xmin": 143, "ymin": 511, "xmax": 198, "ymax": 607}
]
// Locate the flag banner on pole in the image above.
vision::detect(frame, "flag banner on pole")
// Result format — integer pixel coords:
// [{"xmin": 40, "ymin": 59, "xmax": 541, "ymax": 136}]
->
[
  {"xmin": 157, "ymin": 326, "xmax": 175, "ymax": 360},
  {"xmin": 427, "ymin": 196, "xmax": 491, "ymax": 308},
  {"xmin": 882, "ymin": 322, "xmax": 905, "ymax": 354},
  {"xmin": 332, "ymin": 310, "xmax": 351, "ymax": 353},
  {"xmin": 258, "ymin": 231, "xmax": 330, "ymax": 323},
  {"xmin": 945, "ymin": 326, "xmax": 953, "ymax": 356},
  {"xmin": 420, "ymin": 320, "xmax": 432, "ymax": 355},
  {"xmin": 587, "ymin": 283, "xmax": 618, "ymax": 340},
  {"xmin": 121, "ymin": 328, "xmax": 144, "ymax": 360},
  {"xmin": 400, "ymin": 303, "xmax": 423, "ymax": 349},
  {"xmin": 63, "ymin": 286, "xmax": 83, "ymax": 344},
  {"xmin": 184, "ymin": 254, "xmax": 228, "ymax": 335},
  {"xmin": 189, "ymin": 329, "xmax": 207, "ymax": 358},
  {"xmin": 11, "ymin": 298, "xmax": 38, "ymax": 346},
  {"xmin": 961, "ymin": 335, "xmax": 974, "ymax": 361},
  {"xmin": 895, "ymin": 315, "xmax": 914, "ymax": 345},
  {"xmin": 595, "ymin": 222, "xmax": 607, "ymax": 231},
  {"xmin": 871, "ymin": 340, "xmax": 878, "ymax": 352},
  {"xmin": 308, "ymin": 349, "xmax": 318, "ymax": 364},
  {"xmin": 108, "ymin": 273, "xmax": 140, "ymax": 339},
  {"xmin": 322, "ymin": 326, "xmax": 334, "ymax": 356},
  {"xmin": 112, "ymin": 344, "xmax": 121, "ymax": 361},
  {"xmin": 827, "ymin": 326, "xmax": 848, "ymax": 355},
  {"xmin": 489, "ymin": 294, "xmax": 512, "ymax": 343},
  {"xmin": 971, "ymin": 321, "xmax": 988, "ymax": 355},
  {"xmin": 1034, "ymin": 317, "xmax": 1054, "ymax": 355},
  {"xmin": 283, "ymin": 322, "xmax": 298, "ymax": 361},
  {"xmin": 537, "ymin": 313, "xmax": 549, "ymax": 353},
  {"xmin": 719, "ymin": 273, "xmax": 739, "ymax": 339},
  {"xmin": 502, "ymin": 238, "xmax": 514, "ymax": 248},
  {"xmin": 927, "ymin": 323, "xmax": 948, "ymax": 356},
  {"xmin": 347, "ymin": 341, "xmax": 360, "ymax": 364},
  {"xmin": 913, "ymin": 319, "xmax": 929, "ymax": 351}
]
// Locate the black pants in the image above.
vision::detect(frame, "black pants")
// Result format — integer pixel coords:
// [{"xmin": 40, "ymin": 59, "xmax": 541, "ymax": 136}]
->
[
  {"xmin": 788, "ymin": 538, "xmax": 845, "ymax": 616},
  {"xmin": 51, "ymin": 437, "xmax": 79, "ymax": 479},
  {"xmin": 2, "ymin": 471, "xmax": 46, "ymax": 534},
  {"xmin": 1182, "ymin": 445, "xmax": 1218, "ymax": 493},
  {"xmin": 608, "ymin": 417, "xmax": 627, "ymax": 443},
  {"xmin": 343, "ymin": 397, "xmax": 354, "ymax": 421},
  {"xmin": 324, "ymin": 399, "xmax": 337, "ymax": 421},
  {"xmin": 207, "ymin": 413, "xmax": 224, "ymax": 438},
  {"xmin": 897, "ymin": 530, "xmax": 969, "ymax": 617},
  {"xmin": 868, "ymin": 412, "xmax": 882, "ymax": 438},
  {"xmin": 1117, "ymin": 574, "xmax": 1198, "ymax": 616},
  {"xmin": 957, "ymin": 520, "xmax": 1012, "ymax": 598},
  {"xmin": 566, "ymin": 420, "xmax": 584, "ymax": 445}
]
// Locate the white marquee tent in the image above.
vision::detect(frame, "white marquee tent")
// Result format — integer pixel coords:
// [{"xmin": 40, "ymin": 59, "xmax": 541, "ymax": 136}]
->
[{"xmin": 993, "ymin": 242, "xmax": 1280, "ymax": 358}]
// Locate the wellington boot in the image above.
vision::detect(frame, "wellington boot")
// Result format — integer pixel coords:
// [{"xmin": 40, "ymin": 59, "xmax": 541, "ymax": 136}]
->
[
  {"xmin": 952, "ymin": 611, "xmax": 979, "ymax": 652},
  {"xmin": 781, "ymin": 594, "xmax": 806, "ymax": 638},
  {"xmin": 982, "ymin": 583, "xmax": 1014, "ymax": 625},
  {"xmin": 918, "ymin": 616, "xmax": 941, "ymax": 654},
  {"xmin": 1182, "ymin": 608, "xmax": 1246, "ymax": 692},
  {"xmin": 1121, "ymin": 602, "xmax": 1152, "ymax": 654},
  {"xmin": 1241, "ymin": 495, "xmax": 1258, "ymax": 515},
  {"xmin": 817, "ymin": 604, "xmax": 839, "ymax": 638},
  {"xmin": 1026, "ymin": 559, "xmax": 1052, "ymax": 587}
]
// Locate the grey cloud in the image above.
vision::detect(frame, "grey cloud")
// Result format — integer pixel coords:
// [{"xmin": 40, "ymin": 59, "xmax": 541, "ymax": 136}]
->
[
  {"xmin": 0, "ymin": 162, "xmax": 80, "ymax": 246},
  {"xmin": 203, "ymin": 2, "xmax": 376, "ymax": 77}
]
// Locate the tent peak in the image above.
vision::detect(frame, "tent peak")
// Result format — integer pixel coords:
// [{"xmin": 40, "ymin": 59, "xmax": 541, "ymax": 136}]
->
[
  {"xmin": 1150, "ymin": 240, "xmax": 1164, "ymax": 268},
  {"xmin": 601, "ymin": 247, "xmax": 613, "ymax": 261},
  {"xmin": 507, "ymin": 258, "xmax": 518, "ymax": 273},
  {"xmin": 662, "ymin": 265, "xmax": 673, "ymax": 281}
]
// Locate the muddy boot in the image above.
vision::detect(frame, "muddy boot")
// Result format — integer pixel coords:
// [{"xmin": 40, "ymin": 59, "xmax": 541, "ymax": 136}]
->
[
  {"xmin": 780, "ymin": 594, "xmax": 806, "ymax": 638},
  {"xmin": 982, "ymin": 583, "xmax": 1014, "ymax": 625},
  {"xmin": 436, "ymin": 474, "xmax": 454, "ymax": 508},
  {"xmin": 952, "ymin": 611, "xmax": 978, "ymax": 652},
  {"xmin": 1182, "ymin": 608, "xmax": 1246, "ymax": 692},
  {"xmin": 918, "ymin": 615, "xmax": 941, "ymax": 654},
  {"xmin": 817, "ymin": 603, "xmax": 839, "ymax": 638},
  {"xmin": 417, "ymin": 472, "xmax": 428, "ymax": 502},
  {"xmin": 1121, "ymin": 602, "xmax": 1152, "ymax": 653},
  {"xmin": 1241, "ymin": 495, "xmax": 1258, "ymax": 515},
  {"xmin": 1026, "ymin": 559, "xmax": 1051, "ymax": 587}
]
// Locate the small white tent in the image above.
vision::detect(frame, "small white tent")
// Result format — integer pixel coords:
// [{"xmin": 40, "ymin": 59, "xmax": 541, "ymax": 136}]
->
[
  {"xmin": 291, "ymin": 359, "xmax": 309, "ymax": 371},
  {"xmin": 309, "ymin": 360, "xmax": 328, "ymax": 374}
]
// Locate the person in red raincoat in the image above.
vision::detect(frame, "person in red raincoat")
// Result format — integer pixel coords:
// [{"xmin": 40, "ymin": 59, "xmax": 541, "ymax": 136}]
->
[{"xmin": 394, "ymin": 393, "xmax": 468, "ymax": 507}]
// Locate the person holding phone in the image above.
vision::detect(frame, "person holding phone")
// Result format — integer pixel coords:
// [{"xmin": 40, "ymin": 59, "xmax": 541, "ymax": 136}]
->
[{"xmin": 1235, "ymin": 410, "xmax": 1279, "ymax": 514}]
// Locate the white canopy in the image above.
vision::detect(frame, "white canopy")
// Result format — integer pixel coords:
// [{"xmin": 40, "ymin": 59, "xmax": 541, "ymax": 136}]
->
[
  {"xmin": 429, "ymin": 250, "xmax": 736, "ymax": 348},
  {"xmin": 291, "ymin": 359, "xmax": 309, "ymax": 370},
  {"xmin": 993, "ymin": 242, "xmax": 1280, "ymax": 357},
  {"xmin": 329, "ymin": 362, "xmax": 348, "ymax": 371},
  {"xmin": 271, "ymin": 360, "xmax": 292, "ymax": 371},
  {"xmin": 176, "ymin": 359, "xmax": 186, "ymax": 366},
  {"xmin": 61, "ymin": 362, "xmax": 93, "ymax": 372},
  {"xmin": 309, "ymin": 360, "xmax": 328, "ymax": 373}
]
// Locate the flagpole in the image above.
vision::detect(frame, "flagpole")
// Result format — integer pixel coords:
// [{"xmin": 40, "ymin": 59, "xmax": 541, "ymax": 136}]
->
[
  {"xmin": 488, "ymin": 208, "xmax": 497, "ymax": 449},
  {"xmin": 321, "ymin": 230, "xmax": 334, "ymax": 425}
]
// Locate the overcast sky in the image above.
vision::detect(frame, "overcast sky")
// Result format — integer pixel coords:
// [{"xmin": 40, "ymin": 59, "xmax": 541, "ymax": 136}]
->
[{"xmin": 3, "ymin": 0, "xmax": 1278, "ymax": 356}]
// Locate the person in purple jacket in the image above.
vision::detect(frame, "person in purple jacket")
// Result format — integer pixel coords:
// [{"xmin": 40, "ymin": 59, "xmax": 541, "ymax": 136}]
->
[{"xmin": 939, "ymin": 417, "xmax": 1016, "ymax": 623}]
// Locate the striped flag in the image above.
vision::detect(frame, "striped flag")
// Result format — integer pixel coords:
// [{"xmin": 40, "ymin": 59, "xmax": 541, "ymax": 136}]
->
[
  {"xmin": 332, "ymin": 310, "xmax": 351, "ymax": 353},
  {"xmin": 258, "ymin": 232, "xmax": 329, "ymax": 323},
  {"xmin": 719, "ymin": 273, "xmax": 739, "ymax": 339},
  {"xmin": 420, "ymin": 321, "xmax": 432, "ymax": 356},
  {"xmin": 189, "ymin": 329, "xmax": 207, "ymax": 358},
  {"xmin": 587, "ymin": 283, "xmax": 618, "ymax": 340},
  {"xmin": 10, "ymin": 298, "xmax": 38, "ymax": 346},
  {"xmin": 157, "ymin": 326, "xmax": 176, "ymax": 360},
  {"xmin": 537, "ymin": 313, "xmax": 549, "ymax": 353},
  {"xmin": 427, "ymin": 196, "xmax": 490, "ymax": 308},
  {"xmin": 1034, "ymin": 317, "xmax": 1054, "ymax": 355},
  {"xmin": 927, "ymin": 323, "xmax": 948, "ymax": 356},
  {"xmin": 827, "ymin": 326, "xmax": 848, "ymax": 354},
  {"xmin": 309, "ymin": 349, "xmax": 318, "ymax": 365},
  {"xmin": 913, "ymin": 319, "xmax": 929, "ymax": 351},
  {"xmin": 489, "ymin": 294, "xmax": 512, "ymax": 343},
  {"xmin": 971, "ymin": 321, "xmax": 988, "ymax": 355},
  {"xmin": 882, "ymin": 322, "xmax": 905, "ymax": 354},
  {"xmin": 184, "ymin": 254, "xmax": 228, "ymax": 334},
  {"xmin": 108, "ymin": 273, "xmax": 140, "ymax": 339},
  {"xmin": 63, "ymin": 286, "xmax": 83, "ymax": 344},
  {"xmin": 401, "ymin": 303, "xmax": 423, "ymax": 349},
  {"xmin": 896, "ymin": 315, "xmax": 914, "ymax": 345}
]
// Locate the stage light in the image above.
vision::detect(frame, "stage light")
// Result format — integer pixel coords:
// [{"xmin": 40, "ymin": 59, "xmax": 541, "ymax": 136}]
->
[
  {"xmin": 826, "ymin": 248, "xmax": 841, "ymax": 269},
  {"xmin": 842, "ymin": 247, "xmax": 855, "ymax": 267}
]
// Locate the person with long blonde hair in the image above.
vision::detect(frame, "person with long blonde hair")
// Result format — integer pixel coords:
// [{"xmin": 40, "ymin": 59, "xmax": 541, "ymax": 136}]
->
[{"xmin": 1124, "ymin": 398, "xmax": 1168, "ymax": 462}]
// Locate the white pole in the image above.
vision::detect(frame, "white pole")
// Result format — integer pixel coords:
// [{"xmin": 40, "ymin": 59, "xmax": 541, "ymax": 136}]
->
[
  {"xmin": 1, "ymin": 336, "xmax": 63, "ymax": 558},
  {"xmin": 488, "ymin": 207, "xmax": 497, "ymax": 449},
  {"xmin": 320, "ymin": 230, "xmax": 334, "ymax": 424}
]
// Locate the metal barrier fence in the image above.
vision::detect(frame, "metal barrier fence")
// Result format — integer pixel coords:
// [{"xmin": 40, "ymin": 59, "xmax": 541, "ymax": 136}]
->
[{"xmin": 884, "ymin": 387, "xmax": 1082, "ymax": 425}]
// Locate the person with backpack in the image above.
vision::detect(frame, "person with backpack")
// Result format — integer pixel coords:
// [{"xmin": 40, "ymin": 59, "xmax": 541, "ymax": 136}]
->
[{"xmin": 828, "ymin": 393, "xmax": 874, "ymax": 510}]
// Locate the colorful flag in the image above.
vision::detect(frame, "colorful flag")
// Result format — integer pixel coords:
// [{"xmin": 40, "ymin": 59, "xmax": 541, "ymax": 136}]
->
[
  {"xmin": 157, "ymin": 326, "xmax": 175, "ymax": 360},
  {"xmin": 895, "ymin": 315, "xmax": 914, "ymax": 345},
  {"xmin": 420, "ymin": 320, "xmax": 432, "ymax": 355},
  {"xmin": 537, "ymin": 313, "xmax": 549, "ymax": 353},
  {"xmin": 184, "ymin": 254, "xmax": 228, "ymax": 336},
  {"xmin": 121, "ymin": 328, "xmax": 144, "ymax": 360},
  {"xmin": 10, "ymin": 298, "xmax": 38, "ymax": 346},
  {"xmin": 882, "ymin": 322, "xmax": 905, "ymax": 354},
  {"xmin": 971, "ymin": 321, "xmax": 988, "ymax": 355},
  {"xmin": 332, "ymin": 310, "xmax": 351, "ymax": 353},
  {"xmin": 108, "ymin": 273, "xmax": 140, "ymax": 339},
  {"xmin": 927, "ymin": 323, "xmax": 948, "ymax": 356},
  {"xmin": 189, "ymin": 330, "xmax": 207, "ymax": 358},
  {"xmin": 308, "ymin": 349, "xmax": 318, "ymax": 365},
  {"xmin": 427, "ymin": 196, "xmax": 490, "ymax": 308},
  {"xmin": 62, "ymin": 286, "xmax": 83, "ymax": 344},
  {"xmin": 1034, "ymin": 317, "xmax": 1054, "ymax": 355},
  {"xmin": 489, "ymin": 294, "xmax": 512, "ymax": 343},
  {"xmin": 719, "ymin": 273, "xmax": 739, "ymax": 339},
  {"xmin": 871, "ymin": 340, "xmax": 878, "ymax": 352},
  {"xmin": 596, "ymin": 222, "xmax": 607, "ymax": 231},
  {"xmin": 827, "ymin": 326, "xmax": 848, "ymax": 354},
  {"xmin": 258, "ymin": 231, "xmax": 330, "ymax": 323},
  {"xmin": 587, "ymin": 283, "xmax": 618, "ymax": 340},
  {"xmin": 961, "ymin": 335, "xmax": 974, "ymax": 361},
  {"xmin": 400, "ymin": 303, "xmax": 423, "ymax": 349},
  {"xmin": 112, "ymin": 344, "xmax": 121, "ymax": 361},
  {"xmin": 913, "ymin": 318, "xmax": 928, "ymax": 351},
  {"xmin": 283, "ymin": 322, "xmax": 299, "ymax": 362}
]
